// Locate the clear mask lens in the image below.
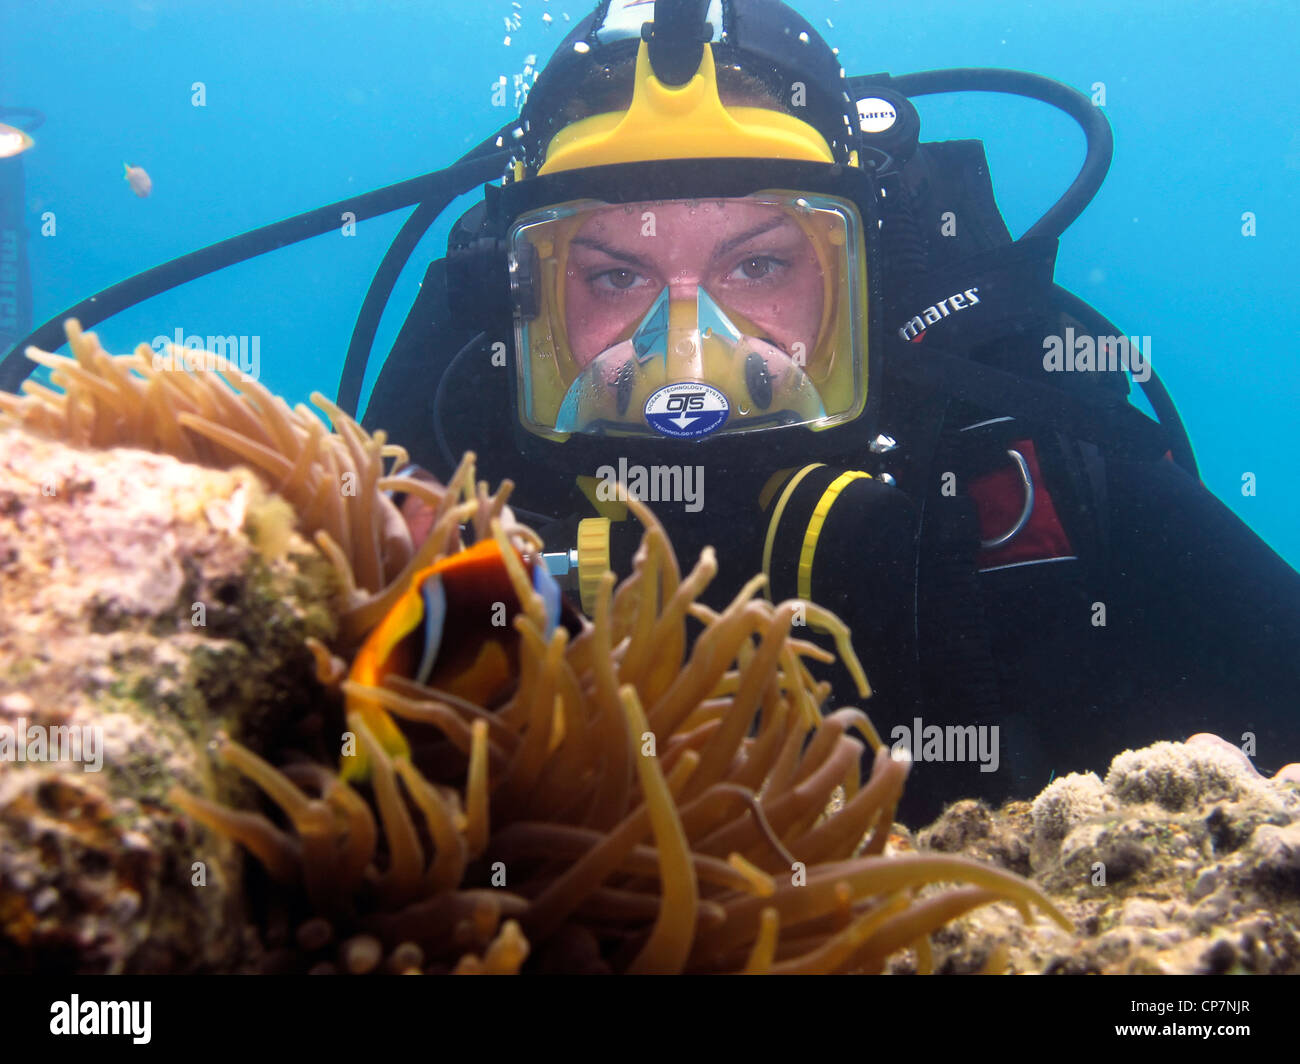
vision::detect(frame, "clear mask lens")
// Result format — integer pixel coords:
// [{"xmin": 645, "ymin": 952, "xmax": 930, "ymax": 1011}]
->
[{"xmin": 510, "ymin": 193, "xmax": 867, "ymax": 441}]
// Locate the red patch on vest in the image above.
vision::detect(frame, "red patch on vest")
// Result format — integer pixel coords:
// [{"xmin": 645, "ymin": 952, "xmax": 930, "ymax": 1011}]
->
[{"xmin": 970, "ymin": 438, "xmax": 1073, "ymax": 569}]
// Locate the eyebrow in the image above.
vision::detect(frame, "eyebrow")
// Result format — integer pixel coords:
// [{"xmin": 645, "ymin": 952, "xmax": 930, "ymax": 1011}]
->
[
  {"xmin": 569, "ymin": 214, "xmax": 794, "ymax": 270},
  {"xmin": 570, "ymin": 237, "xmax": 654, "ymax": 269},
  {"xmin": 712, "ymin": 215, "xmax": 791, "ymax": 258}
]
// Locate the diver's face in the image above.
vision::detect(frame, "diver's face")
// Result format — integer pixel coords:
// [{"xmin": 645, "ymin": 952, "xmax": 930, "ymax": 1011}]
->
[{"xmin": 563, "ymin": 200, "xmax": 824, "ymax": 369}]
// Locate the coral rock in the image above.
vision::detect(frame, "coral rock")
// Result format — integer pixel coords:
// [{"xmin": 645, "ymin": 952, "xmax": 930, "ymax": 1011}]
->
[
  {"xmin": 891, "ymin": 736, "xmax": 1300, "ymax": 974},
  {"xmin": 0, "ymin": 428, "xmax": 336, "ymax": 973}
]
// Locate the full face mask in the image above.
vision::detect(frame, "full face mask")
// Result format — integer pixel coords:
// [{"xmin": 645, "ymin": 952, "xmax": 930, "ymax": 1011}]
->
[{"xmin": 509, "ymin": 190, "xmax": 868, "ymax": 442}]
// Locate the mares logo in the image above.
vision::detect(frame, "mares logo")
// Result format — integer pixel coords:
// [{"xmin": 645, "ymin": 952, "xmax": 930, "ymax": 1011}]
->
[{"xmin": 897, "ymin": 287, "xmax": 980, "ymax": 342}]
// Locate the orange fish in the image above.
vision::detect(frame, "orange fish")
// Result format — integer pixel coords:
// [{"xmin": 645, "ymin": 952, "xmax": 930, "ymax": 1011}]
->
[
  {"xmin": 341, "ymin": 538, "xmax": 566, "ymax": 781},
  {"xmin": 0, "ymin": 123, "xmax": 34, "ymax": 159},
  {"xmin": 123, "ymin": 162, "xmax": 152, "ymax": 198}
]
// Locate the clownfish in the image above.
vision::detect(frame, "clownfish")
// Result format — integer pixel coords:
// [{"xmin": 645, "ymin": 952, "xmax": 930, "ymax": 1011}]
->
[{"xmin": 341, "ymin": 538, "xmax": 566, "ymax": 781}]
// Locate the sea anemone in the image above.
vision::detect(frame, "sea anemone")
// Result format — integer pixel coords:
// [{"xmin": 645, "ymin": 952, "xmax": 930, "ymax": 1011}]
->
[{"xmin": 0, "ymin": 323, "xmax": 1071, "ymax": 974}]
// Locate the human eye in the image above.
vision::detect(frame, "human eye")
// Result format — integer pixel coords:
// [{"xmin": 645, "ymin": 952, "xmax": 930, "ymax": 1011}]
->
[
  {"xmin": 726, "ymin": 255, "xmax": 788, "ymax": 283},
  {"xmin": 589, "ymin": 267, "xmax": 652, "ymax": 293}
]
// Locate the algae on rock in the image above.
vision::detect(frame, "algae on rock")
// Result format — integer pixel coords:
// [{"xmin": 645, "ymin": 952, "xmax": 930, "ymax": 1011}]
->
[{"xmin": 0, "ymin": 427, "xmax": 337, "ymax": 973}]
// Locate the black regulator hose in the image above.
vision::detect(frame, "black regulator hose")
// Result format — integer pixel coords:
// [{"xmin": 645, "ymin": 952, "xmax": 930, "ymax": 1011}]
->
[
  {"xmin": 850, "ymin": 68, "xmax": 1113, "ymax": 244},
  {"xmin": 0, "ymin": 126, "xmax": 516, "ymax": 396}
]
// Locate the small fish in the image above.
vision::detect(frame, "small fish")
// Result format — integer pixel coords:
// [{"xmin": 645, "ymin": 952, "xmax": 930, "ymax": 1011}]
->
[
  {"xmin": 123, "ymin": 162, "xmax": 152, "ymax": 198},
  {"xmin": 342, "ymin": 538, "xmax": 566, "ymax": 781},
  {"xmin": 0, "ymin": 123, "xmax": 34, "ymax": 159}
]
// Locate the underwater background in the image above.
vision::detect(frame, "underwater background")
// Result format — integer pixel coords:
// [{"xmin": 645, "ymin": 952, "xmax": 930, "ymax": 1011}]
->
[{"xmin": 3, "ymin": 0, "xmax": 1297, "ymax": 566}]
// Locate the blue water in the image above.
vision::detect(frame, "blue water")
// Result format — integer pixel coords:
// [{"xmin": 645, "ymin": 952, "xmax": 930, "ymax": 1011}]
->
[{"xmin": 3, "ymin": 0, "xmax": 1297, "ymax": 564}]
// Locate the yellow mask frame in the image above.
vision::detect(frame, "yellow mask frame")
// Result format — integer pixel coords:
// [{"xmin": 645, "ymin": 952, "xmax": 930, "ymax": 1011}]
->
[
  {"xmin": 537, "ymin": 40, "xmax": 836, "ymax": 175},
  {"xmin": 509, "ymin": 190, "xmax": 868, "ymax": 442}
]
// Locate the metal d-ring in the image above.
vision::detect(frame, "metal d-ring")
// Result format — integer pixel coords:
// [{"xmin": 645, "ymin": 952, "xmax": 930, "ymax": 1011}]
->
[{"xmin": 980, "ymin": 449, "xmax": 1035, "ymax": 550}]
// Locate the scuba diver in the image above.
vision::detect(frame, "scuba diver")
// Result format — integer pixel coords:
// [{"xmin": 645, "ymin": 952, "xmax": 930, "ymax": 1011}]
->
[
  {"xmin": 363, "ymin": 0, "xmax": 1300, "ymax": 822},
  {"xmin": 4, "ymin": 0, "xmax": 1295, "ymax": 823}
]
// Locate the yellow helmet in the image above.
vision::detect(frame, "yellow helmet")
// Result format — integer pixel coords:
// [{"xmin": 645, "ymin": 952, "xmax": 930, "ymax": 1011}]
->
[{"xmin": 478, "ymin": 0, "xmax": 886, "ymax": 465}]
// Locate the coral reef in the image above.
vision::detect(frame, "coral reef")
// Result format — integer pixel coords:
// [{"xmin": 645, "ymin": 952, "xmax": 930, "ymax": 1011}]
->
[
  {"xmin": 0, "ymin": 426, "xmax": 337, "ymax": 972},
  {"xmin": 0, "ymin": 324, "xmax": 1071, "ymax": 974},
  {"xmin": 6, "ymin": 326, "xmax": 1295, "ymax": 976},
  {"xmin": 892, "ymin": 737, "xmax": 1300, "ymax": 974}
]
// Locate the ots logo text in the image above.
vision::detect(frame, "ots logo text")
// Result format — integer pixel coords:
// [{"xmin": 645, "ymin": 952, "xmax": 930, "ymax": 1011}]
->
[{"xmin": 665, "ymin": 393, "xmax": 705, "ymax": 414}]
